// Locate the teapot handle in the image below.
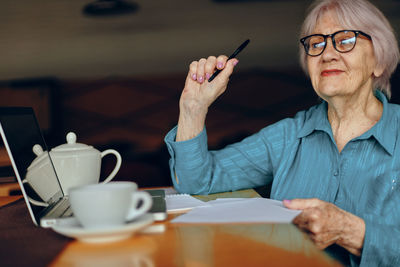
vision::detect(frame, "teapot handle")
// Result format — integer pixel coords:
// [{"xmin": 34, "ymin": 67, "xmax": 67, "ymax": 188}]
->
[
  {"xmin": 100, "ymin": 149, "xmax": 122, "ymax": 183},
  {"xmin": 22, "ymin": 180, "xmax": 49, "ymax": 207}
]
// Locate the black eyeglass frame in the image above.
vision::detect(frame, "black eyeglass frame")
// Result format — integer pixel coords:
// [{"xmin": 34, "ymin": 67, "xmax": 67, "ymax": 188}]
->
[{"xmin": 300, "ymin": 30, "xmax": 372, "ymax": 57}]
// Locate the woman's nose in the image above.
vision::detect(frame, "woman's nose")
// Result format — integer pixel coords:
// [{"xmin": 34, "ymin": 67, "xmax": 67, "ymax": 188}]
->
[{"xmin": 321, "ymin": 37, "xmax": 340, "ymax": 60}]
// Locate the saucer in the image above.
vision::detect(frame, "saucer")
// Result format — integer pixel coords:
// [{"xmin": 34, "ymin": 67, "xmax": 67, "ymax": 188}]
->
[{"xmin": 51, "ymin": 214, "xmax": 154, "ymax": 243}]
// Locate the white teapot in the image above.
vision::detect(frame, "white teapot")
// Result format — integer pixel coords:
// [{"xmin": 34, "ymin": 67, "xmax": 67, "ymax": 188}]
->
[
  {"xmin": 23, "ymin": 144, "xmax": 61, "ymax": 207},
  {"xmin": 50, "ymin": 132, "xmax": 122, "ymax": 195}
]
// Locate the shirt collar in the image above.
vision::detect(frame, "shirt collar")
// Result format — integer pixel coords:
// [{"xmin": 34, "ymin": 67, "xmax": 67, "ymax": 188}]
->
[
  {"xmin": 297, "ymin": 90, "xmax": 396, "ymax": 155},
  {"xmin": 297, "ymin": 100, "xmax": 332, "ymax": 138},
  {"xmin": 357, "ymin": 90, "xmax": 396, "ymax": 155}
]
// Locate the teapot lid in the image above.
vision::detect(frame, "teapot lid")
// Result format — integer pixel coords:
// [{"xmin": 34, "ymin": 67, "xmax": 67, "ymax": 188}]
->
[
  {"xmin": 27, "ymin": 144, "xmax": 48, "ymax": 170},
  {"xmin": 51, "ymin": 132, "xmax": 93, "ymax": 152}
]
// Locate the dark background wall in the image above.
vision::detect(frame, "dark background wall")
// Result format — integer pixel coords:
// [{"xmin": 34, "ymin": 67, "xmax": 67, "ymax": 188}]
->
[
  {"xmin": 0, "ymin": 0, "xmax": 400, "ymax": 188},
  {"xmin": 2, "ymin": 67, "xmax": 400, "ymax": 189}
]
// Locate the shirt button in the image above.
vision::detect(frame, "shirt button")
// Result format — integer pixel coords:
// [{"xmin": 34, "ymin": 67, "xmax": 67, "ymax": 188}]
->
[{"xmin": 334, "ymin": 171, "xmax": 339, "ymax": 176}]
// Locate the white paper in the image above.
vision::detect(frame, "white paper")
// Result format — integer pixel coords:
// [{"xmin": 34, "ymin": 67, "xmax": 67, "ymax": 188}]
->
[
  {"xmin": 166, "ymin": 194, "xmax": 210, "ymax": 212},
  {"xmin": 207, "ymin": 198, "xmax": 284, "ymax": 207},
  {"xmin": 171, "ymin": 198, "xmax": 301, "ymax": 224},
  {"xmin": 163, "ymin": 187, "xmax": 178, "ymax": 195}
]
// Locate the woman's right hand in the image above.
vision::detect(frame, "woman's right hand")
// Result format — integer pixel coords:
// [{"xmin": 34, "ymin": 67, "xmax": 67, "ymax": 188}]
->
[{"xmin": 176, "ymin": 55, "xmax": 239, "ymax": 141}]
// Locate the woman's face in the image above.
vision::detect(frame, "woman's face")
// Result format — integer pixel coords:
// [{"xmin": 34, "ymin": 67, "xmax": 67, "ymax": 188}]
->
[{"xmin": 307, "ymin": 11, "xmax": 382, "ymax": 101}]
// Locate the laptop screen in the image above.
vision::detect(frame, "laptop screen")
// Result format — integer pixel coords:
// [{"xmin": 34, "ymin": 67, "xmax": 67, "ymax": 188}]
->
[{"xmin": 0, "ymin": 107, "xmax": 63, "ymax": 224}]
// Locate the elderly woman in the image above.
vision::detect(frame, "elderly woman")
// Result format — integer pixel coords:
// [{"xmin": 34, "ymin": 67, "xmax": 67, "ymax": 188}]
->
[{"xmin": 164, "ymin": 0, "xmax": 399, "ymax": 266}]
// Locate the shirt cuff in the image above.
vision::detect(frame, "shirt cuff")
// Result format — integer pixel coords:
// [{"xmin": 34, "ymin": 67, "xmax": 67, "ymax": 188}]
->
[
  {"xmin": 164, "ymin": 125, "xmax": 208, "ymax": 170},
  {"xmin": 354, "ymin": 215, "xmax": 374, "ymax": 266},
  {"xmin": 354, "ymin": 214, "xmax": 400, "ymax": 267}
]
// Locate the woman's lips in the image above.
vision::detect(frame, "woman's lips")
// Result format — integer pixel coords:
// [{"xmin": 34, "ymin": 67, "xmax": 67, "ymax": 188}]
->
[{"xmin": 321, "ymin": 69, "xmax": 344, "ymax": 76}]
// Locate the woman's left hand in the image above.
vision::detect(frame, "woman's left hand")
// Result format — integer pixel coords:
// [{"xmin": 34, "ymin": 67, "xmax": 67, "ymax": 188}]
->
[{"xmin": 283, "ymin": 198, "xmax": 365, "ymax": 256}]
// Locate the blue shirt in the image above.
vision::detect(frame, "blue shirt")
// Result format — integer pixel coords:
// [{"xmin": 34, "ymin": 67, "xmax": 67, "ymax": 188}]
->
[{"xmin": 164, "ymin": 91, "xmax": 400, "ymax": 267}]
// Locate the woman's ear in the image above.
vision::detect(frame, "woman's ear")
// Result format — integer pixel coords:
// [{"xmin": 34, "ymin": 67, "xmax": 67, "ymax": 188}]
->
[{"xmin": 373, "ymin": 64, "xmax": 384, "ymax": 78}]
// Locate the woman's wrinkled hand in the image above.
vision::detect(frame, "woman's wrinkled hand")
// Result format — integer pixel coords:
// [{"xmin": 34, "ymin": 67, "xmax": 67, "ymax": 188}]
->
[
  {"xmin": 283, "ymin": 198, "xmax": 365, "ymax": 256},
  {"xmin": 176, "ymin": 55, "xmax": 238, "ymax": 141},
  {"xmin": 180, "ymin": 55, "xmax": 238, "ymax": 118}
]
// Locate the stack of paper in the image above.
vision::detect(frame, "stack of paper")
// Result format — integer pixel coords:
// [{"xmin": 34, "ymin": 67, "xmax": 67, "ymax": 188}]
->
[
  {"xmin": 165, "ymin": 194, "xmax": 210, "ymax": 213},
  {"xmin": 171, "ymin": 198, "xmax": 301, "ymax": 224}
]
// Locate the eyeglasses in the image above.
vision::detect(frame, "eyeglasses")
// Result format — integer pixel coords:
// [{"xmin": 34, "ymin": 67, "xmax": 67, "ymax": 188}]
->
[{"xmin": 300, "ymin": 30, "xmax": 372, "ymax": 57}]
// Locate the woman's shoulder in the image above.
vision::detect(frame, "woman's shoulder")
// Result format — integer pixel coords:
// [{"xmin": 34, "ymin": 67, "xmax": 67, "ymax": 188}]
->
[
  {"xmin": 383, "ymin": 102, "xmax": 400, "ymax": 127},
  {"xmin": 387, "ymin": 101, "xmax": 400, "ymax": 113}
]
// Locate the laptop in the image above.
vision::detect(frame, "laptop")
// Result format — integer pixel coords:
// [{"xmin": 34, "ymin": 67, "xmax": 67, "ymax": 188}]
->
[
  {"xmin": 0, "ymin": 107, "xmax": 167, "ymax": 228},
  {"xmin": 0, "ymin": 107, "xmax": 70, "ymax": 227}
]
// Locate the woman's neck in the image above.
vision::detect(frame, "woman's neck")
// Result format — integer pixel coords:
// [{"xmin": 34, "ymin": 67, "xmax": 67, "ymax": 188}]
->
[{"xmin": 326, "ymin": 90, "xmax": 383, "ymax": 152}]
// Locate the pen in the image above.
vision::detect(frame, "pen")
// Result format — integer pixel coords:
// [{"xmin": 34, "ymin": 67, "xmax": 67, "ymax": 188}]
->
[{"xmin": 208, "ymin": 39, "xmax": 250, "ymax": 82}]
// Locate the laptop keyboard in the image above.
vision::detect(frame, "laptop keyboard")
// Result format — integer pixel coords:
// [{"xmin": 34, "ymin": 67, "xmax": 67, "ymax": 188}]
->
[
  {"xmin": 45, "ymin": 198, "xmax": 73, "ymax": 218},
  {"xmin": 61, "ymin": 206, "xmax": 73, "ymax": 217}
]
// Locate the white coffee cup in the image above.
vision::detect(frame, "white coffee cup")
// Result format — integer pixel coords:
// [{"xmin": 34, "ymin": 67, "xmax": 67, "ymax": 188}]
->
[{"xmin": 69, "ymin": 182, "xmax": 152, "ymax": 229}]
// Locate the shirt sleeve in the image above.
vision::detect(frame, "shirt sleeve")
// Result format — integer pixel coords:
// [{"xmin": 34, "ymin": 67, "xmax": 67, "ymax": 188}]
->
[
  {"xmin": 164, "ymin": 126, "xmax": 276, "ymax": 195},
  {"xmin": 351, "ymin": 215, "xmax": 400, "ymax": 267}
]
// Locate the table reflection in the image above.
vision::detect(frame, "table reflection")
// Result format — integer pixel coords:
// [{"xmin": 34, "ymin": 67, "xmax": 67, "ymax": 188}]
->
[
  {"xmin": 173, "ymin": 223, "xmax": 341, "ymax": 267},
  {"xmin": 52, "ymin": 236, "xmax": 157, "ymax": 267},
  {"xmin": 50, "ymin": 189, "xmax": 342, "ymax": 267}
]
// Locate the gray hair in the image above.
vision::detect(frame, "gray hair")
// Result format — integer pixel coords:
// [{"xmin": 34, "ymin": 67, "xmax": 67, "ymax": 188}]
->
[{"xmin": 299, "ymin": 0, "xmax": 399, "ymax": 98}]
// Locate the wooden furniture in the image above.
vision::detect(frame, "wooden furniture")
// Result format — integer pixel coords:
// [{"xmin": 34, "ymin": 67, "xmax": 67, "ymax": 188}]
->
[
  {"xmin": 0, "ymin": 147, "xmax": 20, "ymax": 196},
  {"xmin": 0, "ymin": 183, "xmax": 20, "ymax": 197},
  {"xmin": 0, "ymin": 190, "xmax": 342, "ymax": 266},
  {"xmin": 45, "ymin": 190, "xmax": 342, "ymax": 267},
  {"xmin": 0, "ymin": 147, "xmax": 11, "ymax": 167},
  {"xmin": 0, "ymin": 195, "xmax": 21, "ymax": 206},
  {"xmin": 0, "ymin": 79, "xmax": 55, "ymax": 133}
]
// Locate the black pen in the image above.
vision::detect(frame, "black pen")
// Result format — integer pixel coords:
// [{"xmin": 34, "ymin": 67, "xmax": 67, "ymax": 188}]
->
[{"xmin": 208, "ymin": 39, "xmax": 250, "ymax": 82}]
